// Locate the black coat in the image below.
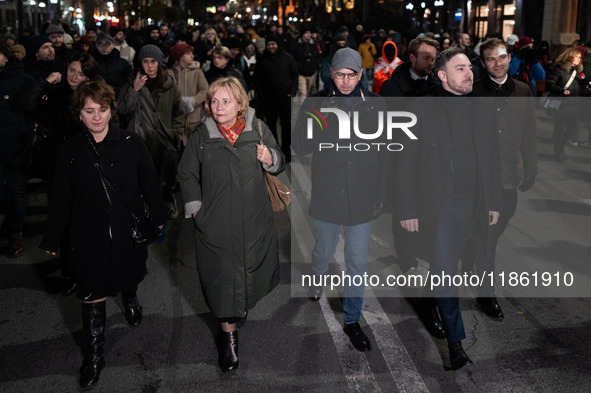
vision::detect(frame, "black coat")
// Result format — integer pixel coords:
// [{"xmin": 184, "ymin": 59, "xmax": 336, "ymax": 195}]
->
[
  {"xmin": 378, "ymin": 61, "xmax": 439, "ymax": 98},
  {"xmin": 20, "ymin": 78, "xmax": 83, "ymax": 180},
  {"xmin": 92, "ymin": 49, "xmax": 133, "ymax": 97},
  {"xmin": 0, "ymin": 57, "xmax": 35, "ymax": 163},
  {"xmin": 20, "ymin": 78, "xmax": 82, "ymax": 180},
  {"xmin": 23, "ymin": 58, "xmax": 66, "ymax": 80},
  {"xmin": 291, "ymin": 38, "xmax": 320, "ymax": 77},
  {"xmin": 394, "ymin": 93, "xmax": 503, "ymax": 261},
  {"xmin": 292, "ymin": 82, "xmax": 389, "ymax": 226},
  {"xmin": 254, "ymin": 47, "xmax": 298, "ymax": 99},
  {"xmin": 40, "ymin": 124, "xmax": 167, "ymax": 299},
  {"xmin": 204, "ymin": 63, "xmax": 248, "ymax": 93},
  {"xmin": 472, "ymin": 76, "xmax": 538, "ymax": 189},
  {"xmin": 54, "ymin": 45, "xmax": 78, "ymax": 63},
  {"xmin": 546, "ymin": 63, "xmax": 587, "ymax": 110}
]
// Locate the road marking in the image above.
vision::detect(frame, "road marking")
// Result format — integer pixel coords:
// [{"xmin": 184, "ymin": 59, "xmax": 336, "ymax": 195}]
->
[
  {"xmin": 289, "ymin": 157, "xmax": 430, "ymax": 392},
  {"xmin": 582, "ymin": 199, "xmax": 591, "ymax": 206}
]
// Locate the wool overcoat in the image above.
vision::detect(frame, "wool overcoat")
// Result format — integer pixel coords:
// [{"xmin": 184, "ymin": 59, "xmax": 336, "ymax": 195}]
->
[{"xmin": 40, "ymin": 124, "xmax": 167, "ymax": 299}]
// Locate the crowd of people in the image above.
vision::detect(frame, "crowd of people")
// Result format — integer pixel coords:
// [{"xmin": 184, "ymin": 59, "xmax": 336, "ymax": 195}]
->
[{"xmin": 1, "ymin": 17, "xmax": 590, "ymax": 390}]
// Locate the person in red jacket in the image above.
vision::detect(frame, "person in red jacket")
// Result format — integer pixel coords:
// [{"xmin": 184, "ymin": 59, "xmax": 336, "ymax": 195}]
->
[{"xmin": 372, "ymin": 40, "xmax": 402, "ymax": 93}]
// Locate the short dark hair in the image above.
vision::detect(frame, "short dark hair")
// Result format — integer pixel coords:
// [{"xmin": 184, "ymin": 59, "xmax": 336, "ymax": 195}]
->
[
  {"xmin": 407, "ymin": 37, "xmax": 440, "ymax": 57},
  {"xmin": 67, "ymin": 52, "xmax": 101, "ymax": 81},
  {"xmin": 70, "ymin": 80, "xmax": 117, "ymax": 118},
  {"xmin": 479, "ymin": 38, "xmax": 508, "ymax": 60},
  {"xmin": 434, "ymin": 47, "xmax": 466, "ymax": 74}
]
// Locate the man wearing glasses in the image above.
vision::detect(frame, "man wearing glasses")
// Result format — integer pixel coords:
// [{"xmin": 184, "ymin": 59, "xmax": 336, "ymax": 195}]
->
[
  {"xmin": 293, "ymin": 48, "xmax": 389, "ymax": 352},
  {"xmin": 92, "ymin": 33, "xmax": 132, "ymax": 98}
]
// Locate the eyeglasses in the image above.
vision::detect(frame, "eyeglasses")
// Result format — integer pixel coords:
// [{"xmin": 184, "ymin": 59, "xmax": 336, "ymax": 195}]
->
[
  {"xmin": 96, "ymin": 41, "xmax": 111, "ymax": 47},
  {"xmin": 333, "ymin": 72, "xmax": 359, "ymax": 80}
]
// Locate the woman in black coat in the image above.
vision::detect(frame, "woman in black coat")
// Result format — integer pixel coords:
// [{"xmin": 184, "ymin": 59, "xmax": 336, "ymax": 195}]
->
[
  {"xmin": 40, "ymin": 81, "xmax": 167, "ymax": 390},
  {"xmin": 204, "ymin": 46, "xmax": 248, "ymax": 92},
  {"xmin": 21, "ymin": 51, "xmax": 101, "ymax": 295},
  {"xmin": 546, "ymin": 47, "xmax": 590, "ymax": 163}
]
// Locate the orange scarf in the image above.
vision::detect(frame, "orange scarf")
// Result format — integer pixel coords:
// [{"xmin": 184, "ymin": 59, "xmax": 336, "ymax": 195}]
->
[{"xmin": 217, "ymin": 118, "xmax": 246, "ymax": 145}]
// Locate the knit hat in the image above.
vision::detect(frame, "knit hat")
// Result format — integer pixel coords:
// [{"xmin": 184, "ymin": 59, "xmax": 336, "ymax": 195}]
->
[
  {"xmin": 96, "ymin": 32, "xmax": 113, "ymax": 44},
  {"xmin": 138, "ymin": 44, "xmax": 165, "ymax": 66},
  {"xmin": 45, "ymin": 24, "xmax": 65, "ymax": 36},
  {"xmin": 0, "ymin": 40, "xmax": 10, "ymax": 59},
  {"xmin": 517, "ymin": 36, "xmax": 533, "ymax": 51},
  {"xmin": 331, "ymin": 47, "xmax": 362, "ymax": 73},
  {"xmin": 254, "ymin": 37, "xmax": 266, "ymax": 53},
  {"xmin": 170, "ymin": 42, "xmax": 193, "ymax": 62},
  {"xmin": 339, "ymin": 26, "xmax": 349, "ymax": 33},
  {"xmin": 28, "ymin": 35, "xmax": 52, "ymax": 56},
  {"xmin": 506, "ymin": 34, "xmax": 519, "ymax": 47},
  {"xmin": 333, "ymin": 34, "xmax": 347, "ymax": 45},
  {"xmin": 78, "ymin": 35, "xmax": 93, "ymax": 48},
  {"xmin": 11, "ymin": 44, "xmax": 26, "ymax": 56},
  {"xmin": 64, "ymin": 34, "xmax": 73, "ymax": 45},
  {"xmin": 5, "ymin": 34, "xmax": 16, "ymax": 42},
  {"xmin": 265, "ymin": 34, "xmax": 280, "ymax": 45},
  {"xmin": 361, "ymin": 34, "xmax": 372, "ymax": 42},
  {"xmin": 147, "ymin": 25, "xmax": 160, "ymax": 34}
]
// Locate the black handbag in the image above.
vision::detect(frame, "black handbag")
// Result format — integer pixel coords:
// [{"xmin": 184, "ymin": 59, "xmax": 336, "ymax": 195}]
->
[
  {"xmin": 81, "ymin": 133, "xmax": 161, "ymax": 247},
  {"xmin": 17, "ymin": 123, "xmax": 49, "ymax": 179}
]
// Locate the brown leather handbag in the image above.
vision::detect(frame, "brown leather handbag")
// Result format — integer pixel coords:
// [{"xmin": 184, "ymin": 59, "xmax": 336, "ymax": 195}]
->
[{"xmin": 257, "ymin": 119, "xmax": 291, "ymax": 212}]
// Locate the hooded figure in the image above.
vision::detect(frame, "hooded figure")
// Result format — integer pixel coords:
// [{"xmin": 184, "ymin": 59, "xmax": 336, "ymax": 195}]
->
[{"xmin": 372, "ymin": 41, "xmax": 402, "ymax": 94}]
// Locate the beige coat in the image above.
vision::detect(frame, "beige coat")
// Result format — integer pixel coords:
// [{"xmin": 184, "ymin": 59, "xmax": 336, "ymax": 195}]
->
[{"xmin": 168, "ymin": 61, "xmax": 209, "ymax": 144}]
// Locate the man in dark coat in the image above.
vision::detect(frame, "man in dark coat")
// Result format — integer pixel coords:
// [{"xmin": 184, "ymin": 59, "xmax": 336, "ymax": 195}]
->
[
  {"xmin": 46, "ymin": 24, "xmax": 77, "ymax": 63},
  {"xmin": 277, "ymin": 25, "xmax": 292, "ymax": 54},
  {"xmin": 92, "ymin": 33, "xmax": 132, "ymax": 98},
  {"xmin": 464, "ymin": 38, "xmax": 537, "ymax": 320},
  {"xmin": 394, "ymin": 47, "xmax": 502, "ymax": 370},
  {"xmin": 24, "ymin": 35, "xmax": 66, "ymax": 79},
  {"xmin": 254, "ymin": 35, "xmax": 298, "ymax": 160},
  {"xmin": 379, "ymin": 36, "xmax": 446, "ymax": 340},
  {"xmin": 291, "ymin": 26, "xmax": 320, "ymax": 97},
  {"xmin": 0, "ymin": 41, "xmax": 34, "ymax": 257},
  {"xmin": 293, "ymin": 48, "xmax": 389, "ymax": 352}
]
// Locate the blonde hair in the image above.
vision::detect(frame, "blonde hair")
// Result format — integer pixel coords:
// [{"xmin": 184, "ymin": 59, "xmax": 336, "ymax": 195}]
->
[
  {"xmin": 204, "ymin": 77, "xmax": 250, "ymax": 120},
  {"xmin": 555, "ymin": 47, "xmax": 583, "ymax": 72},
  {"xmin": 205, "ymin": 28, "xmax": 222, "ymax": 47},
  {"xmin": 212, "ymin": 46, "xmax": 233, "ymax": 60}
]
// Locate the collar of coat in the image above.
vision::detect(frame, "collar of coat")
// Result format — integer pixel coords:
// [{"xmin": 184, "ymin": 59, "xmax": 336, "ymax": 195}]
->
[
  {"xmin": 474, "ymin": 73, "xmax": 516, "ymax": 95},
  {"xmin": 202, "ymin": 107, "xmax": 256, "ymax": 139}
]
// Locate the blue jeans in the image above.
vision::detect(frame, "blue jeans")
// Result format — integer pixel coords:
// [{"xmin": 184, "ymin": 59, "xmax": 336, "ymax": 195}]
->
[
  {"xmin": 312, "ymin": 220, "xmax": 372, "ymax": 324},
  {"xmin": 0, "ymin": 160, "xmax": 27, "ymax": 239}
]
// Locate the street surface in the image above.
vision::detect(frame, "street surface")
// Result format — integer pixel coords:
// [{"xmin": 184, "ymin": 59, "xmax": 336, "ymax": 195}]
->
[{"xmin": 1, "ymin": 107, "xmax": 591, "ymax": 392}]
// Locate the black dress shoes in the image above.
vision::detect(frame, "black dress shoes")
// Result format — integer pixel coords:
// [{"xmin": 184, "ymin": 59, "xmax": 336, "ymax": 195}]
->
[
  {"xmin": 344, "ymin": 322, "xmax": 371, "ymax": 352},
  {"xmin": 555, "ymin": 153, "xmax": 568, "ymax": 163},
  {"xmin": 308, "ymin": 285, "xmax": 323, "ymax": 302},
  {"xmin": 216, "ymin": 331, "xmax": 239, "ymax": 372},
  {"xmin": 421, "ymin": 306, "xmax": 447, "ymax": 339},
  {"xmin": 477, "ymin": 297, "xmax": 504, "ymax": 321},
  {"xmin": 448, "ymin": 341, "xmax": 473, "ymax": 371}
]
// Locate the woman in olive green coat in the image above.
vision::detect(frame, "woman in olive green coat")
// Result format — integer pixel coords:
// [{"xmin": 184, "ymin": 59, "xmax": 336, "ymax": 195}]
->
[
  {"xmin": 117, "ymin": 44, "xmax": 185, "ymax": 219},
  {"xmin": 178, "ymin": 77, "xmax": 285, "ymax": 372}
]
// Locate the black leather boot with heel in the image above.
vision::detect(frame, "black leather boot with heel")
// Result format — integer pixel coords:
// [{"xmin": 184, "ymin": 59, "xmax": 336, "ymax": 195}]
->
[
  {"xmin": 121, "ymin": 291, "xmax": 143, "ymax": 326},
  {"xmin": 80, "ymin": 301, "xmax": 106, "ymax": 390},
  {"xmin": 216, "ymin": 331, "xmax": 239, "ymax": 372}
]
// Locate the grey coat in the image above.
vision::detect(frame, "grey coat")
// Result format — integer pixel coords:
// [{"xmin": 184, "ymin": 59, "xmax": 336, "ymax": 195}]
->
[{"xmin": 177, "ymin": 108, "xmax": 285, "ymax": 318}]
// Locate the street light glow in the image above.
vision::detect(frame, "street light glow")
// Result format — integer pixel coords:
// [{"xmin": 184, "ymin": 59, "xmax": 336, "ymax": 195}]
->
[
  {"xmin": 421, "ymin": 2, "xmax": 426, "ymax": 8},
  {"xmin": 246, "ymin": 7, "xmax": 251, "ymax": 12},
  {"xmin": 38, "ymin": 2, "xmax": 45, "ymax": 7}
]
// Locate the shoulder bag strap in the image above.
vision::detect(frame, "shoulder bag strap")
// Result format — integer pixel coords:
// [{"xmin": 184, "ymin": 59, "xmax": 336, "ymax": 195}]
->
[{"xmin": 564, "ymin": 70, "xmax": 577, "ymax": 90}]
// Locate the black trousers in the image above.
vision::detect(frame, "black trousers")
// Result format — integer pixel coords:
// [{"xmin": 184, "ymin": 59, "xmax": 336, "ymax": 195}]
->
[
  {"xmin": 553, "ymin": 110, "xmax": 579, "ymax": 155},
  {"xmin": 464, "ymin": 188, "xmax": 518, "ymax": 297},
  {"xmin": 264, "ymin": 96, "xmax": 292, "ymax": 159}
]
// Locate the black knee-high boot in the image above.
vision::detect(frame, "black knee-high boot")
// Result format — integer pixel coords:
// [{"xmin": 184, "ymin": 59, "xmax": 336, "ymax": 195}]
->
[
  {"xmin": 80, "ymin": 301, "xmax": 106, "ymax": 390},
  {"xmin": 121, "ymin": 291, "xmax": 143, "ymax": 326}
]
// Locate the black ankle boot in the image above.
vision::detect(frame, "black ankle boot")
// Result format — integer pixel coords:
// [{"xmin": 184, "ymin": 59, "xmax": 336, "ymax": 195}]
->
[
  {"xmin": 216, "ymin": 331, "xmax": 239, "ymax": 372},
  {"xmin": 80, "ymin": 302, "xmax": 106, "ymax": 390},
  {"xmin": 121, "ymin": 291, "xmax": 143, "ymax": 326}
]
